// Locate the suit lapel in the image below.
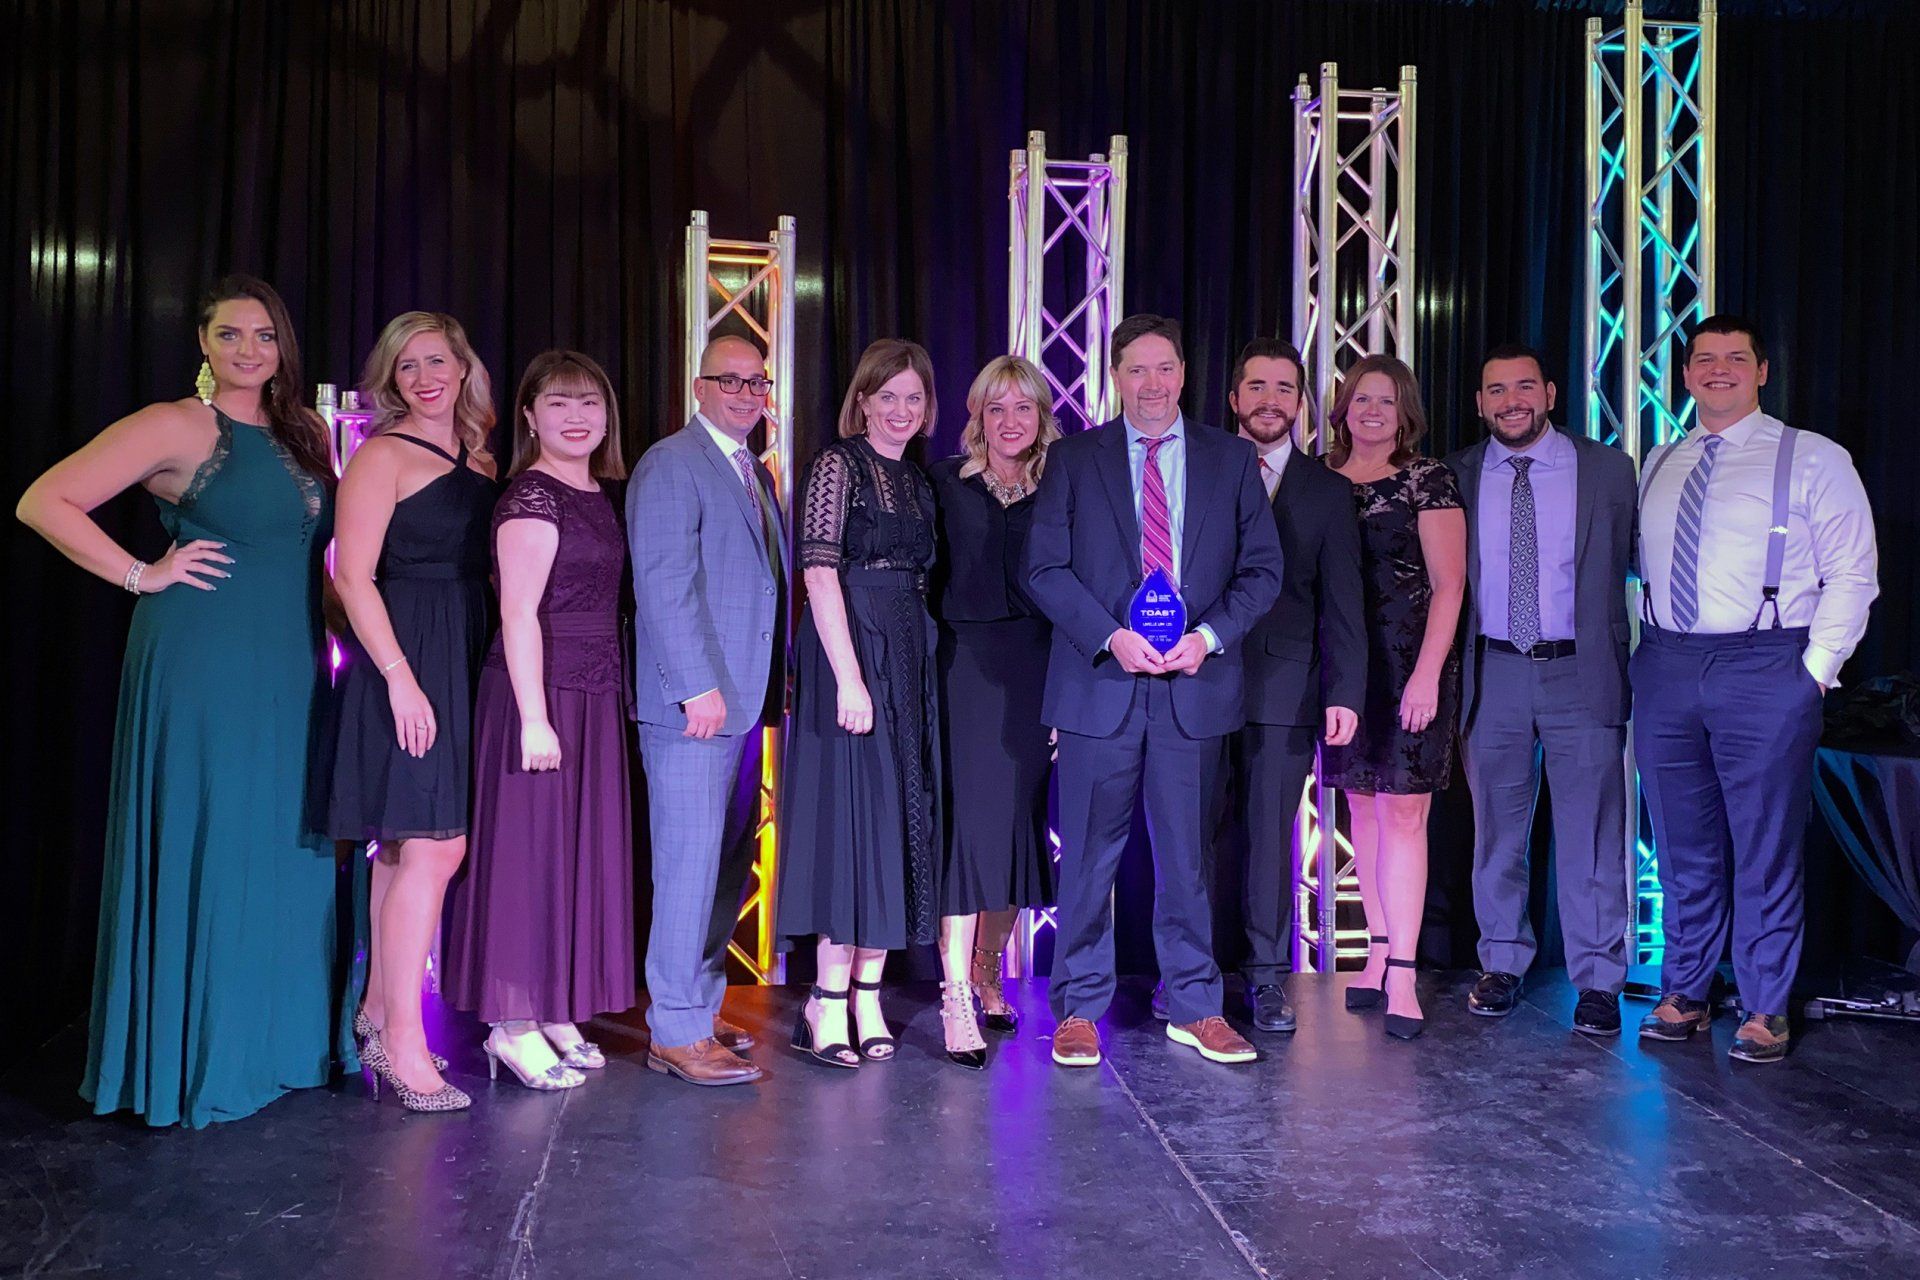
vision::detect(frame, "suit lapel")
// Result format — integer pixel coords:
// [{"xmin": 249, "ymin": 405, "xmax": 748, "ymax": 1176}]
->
[
  {"xmin": 1181, "ymin": 424, "xmax": 1217, "ymax": 556},
  {"xmin": 1571, "ymin": 432, "xmax": 1597, "ymax": 569},
  {"xmin": 1096, "ymin": 423, "xmax": 1141, "ymax": 564},
  {"xmin": 691, "ymin": 417, "xmax": 773, "ymax": 574},
  {"xmin": 1455, "ymin": 441, "xmax": 1486, "ymax": 627}
]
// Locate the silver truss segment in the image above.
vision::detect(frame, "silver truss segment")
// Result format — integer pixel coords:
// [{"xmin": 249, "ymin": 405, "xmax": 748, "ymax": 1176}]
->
[
  {"xmin": 1583, "ymin": 1, "xmax": 1718, "ymax": 973},
  {"xmin": 683, "ymin": 209, "xmax": 799, "ymax": 984},
  {"xmin": 1009, "ymin": 131, "xmax": 1128, "ymax": 435},
  {"xmin": 1004, "ymin": 131, "xmax": 1128, "ymax": 978},
  {"xmin": 1290, "ymin": 62, "xmax": 1418, "ymax": 975}
]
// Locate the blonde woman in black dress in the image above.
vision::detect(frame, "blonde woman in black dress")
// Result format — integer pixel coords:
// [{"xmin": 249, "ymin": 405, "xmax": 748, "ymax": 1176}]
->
[
  {"xmin": 1319, "ymin": 355, "xmax": 1466, "ymax": 1041},
  {"xmin": 328, "ymin": 312, "xmax": 497, "ymax": 1110},
  {"xmin": 931, "ymin": 356, "xmax": 1061, "ymax": 1043}
]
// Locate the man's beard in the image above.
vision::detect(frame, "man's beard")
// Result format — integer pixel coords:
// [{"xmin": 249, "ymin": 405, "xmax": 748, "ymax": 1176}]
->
[
  {"xmin": 1238, "ymin": 407, "xmax": 1295, "ymax": 446},
  {"xmin": 1487, "ymin": 407, "xmax": 1550, "ymax": 448}
]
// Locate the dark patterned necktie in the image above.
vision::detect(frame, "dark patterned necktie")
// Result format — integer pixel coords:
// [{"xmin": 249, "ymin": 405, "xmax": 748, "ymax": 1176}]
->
[{"xmin": 1508, "ymin": 455, "xmax": 1539, "ymax": 653}]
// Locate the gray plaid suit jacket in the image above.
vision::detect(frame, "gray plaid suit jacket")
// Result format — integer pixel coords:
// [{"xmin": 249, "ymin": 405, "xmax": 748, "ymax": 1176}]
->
[{"xmin": 627, "ymin": 415, "xmax": 787, "ymax": 736}]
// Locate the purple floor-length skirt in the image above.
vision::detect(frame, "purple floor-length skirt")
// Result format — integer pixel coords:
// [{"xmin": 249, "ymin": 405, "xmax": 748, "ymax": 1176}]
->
[{"xmin": 445, "ymin": 660, "xmax": 634, "ymax": 1024}]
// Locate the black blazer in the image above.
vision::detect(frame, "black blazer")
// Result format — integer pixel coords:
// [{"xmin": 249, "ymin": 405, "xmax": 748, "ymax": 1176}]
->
[
  {"xmin": 1025, "ymin": 418, "xmax": 1285, "ymax": 739},
  {"xmin": 928, "ymin": 456, "xmax": 1040, "ymax": 623},
  {"xmin": 1243, "ymin": 448, "xmax": 1367, "ymax": 727},
  {"xmin": 1445, "ymin": 428, "xmax": 1637, "ymax": 728}
]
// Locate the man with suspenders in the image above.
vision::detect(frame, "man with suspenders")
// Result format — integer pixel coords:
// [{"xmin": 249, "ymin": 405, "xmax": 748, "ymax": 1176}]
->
[{"xmin": 1632, "ymin": 315, "xmax": 1878, "ymax": 1062}]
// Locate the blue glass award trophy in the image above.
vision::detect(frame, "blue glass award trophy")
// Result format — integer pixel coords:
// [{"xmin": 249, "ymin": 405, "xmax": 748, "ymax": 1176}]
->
[{"xmin": 1128, "ymin": 567, "xmax": 1186, "ymax": 654}]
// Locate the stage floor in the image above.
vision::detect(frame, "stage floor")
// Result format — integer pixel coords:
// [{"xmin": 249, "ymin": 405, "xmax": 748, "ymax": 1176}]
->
[{"xmin": 4, "ymin": 971, "xmax": 1918, "ymax": 1279}]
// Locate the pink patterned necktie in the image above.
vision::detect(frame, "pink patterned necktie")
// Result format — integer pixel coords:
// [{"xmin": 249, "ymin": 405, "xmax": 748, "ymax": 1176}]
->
[
  {"xmin": 732, "ymin": 446, "xmax": 763, "ymax": 519},
  {"xmin": 1141, "ymin": 435, "xmax": 1175, "ymax": 584}
]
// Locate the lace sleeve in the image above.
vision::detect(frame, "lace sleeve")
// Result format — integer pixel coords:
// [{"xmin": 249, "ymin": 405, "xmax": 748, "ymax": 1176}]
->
[
  {"xmin": 494, "ymin": 472, "xmax": 564, "ymax": 529},
  {"xmin": 799, "ymin": 445, "xmax": 853, "ymax": 571},
  {"xmin": 1410, "ymin": 457, "xmax": 1464, "ymax": 512}
]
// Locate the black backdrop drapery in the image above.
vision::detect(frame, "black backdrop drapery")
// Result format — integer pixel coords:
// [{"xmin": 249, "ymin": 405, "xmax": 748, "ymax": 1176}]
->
[{"xmin": 7, "ymin": 1, "xmax": 1915, "ymax": 1042}]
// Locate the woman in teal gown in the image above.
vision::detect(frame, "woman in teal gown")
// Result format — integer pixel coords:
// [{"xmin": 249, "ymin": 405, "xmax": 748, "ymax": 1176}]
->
[{"xmin": 18, "ymin": 276, "xmax": 344, "ymax": 1127}]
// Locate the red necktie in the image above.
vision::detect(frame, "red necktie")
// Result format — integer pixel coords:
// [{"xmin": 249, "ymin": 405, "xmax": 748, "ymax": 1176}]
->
[{"xmin": 1141, "ymin": 436, "xmax": 1175, "ymax": 584}]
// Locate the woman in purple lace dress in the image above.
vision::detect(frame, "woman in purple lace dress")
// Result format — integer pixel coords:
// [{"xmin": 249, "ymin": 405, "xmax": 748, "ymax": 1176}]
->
[{"xmin": 444, "ymin": 351, "xmax": 633, "ymax": 1091}]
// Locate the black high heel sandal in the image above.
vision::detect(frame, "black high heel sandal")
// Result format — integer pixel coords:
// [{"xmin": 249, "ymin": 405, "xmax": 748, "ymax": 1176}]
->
[
  {"xmin": 790, "ymin": 985, "xmax": 860, "ymax": 1069},
  {"xmin": 1383, "ymin": 958, "xmax": 1426, "ymax": 1040},
  {"xmin": 972, "ymin": 946, "xmax": 1019, "ymax": 1034},
  {"xmin": 1345, "ymin": 935, "xmax": 1391, "ymax": 1011},
  {"xmin": 850, "ymin": 978, "xmax": 897, "ymax": 1061}
]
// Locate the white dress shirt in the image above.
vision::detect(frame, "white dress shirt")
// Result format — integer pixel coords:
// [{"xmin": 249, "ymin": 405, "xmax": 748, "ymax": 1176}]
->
[
  {"xmin": 1254, "ymin": 437, "xmax": 1293, "ymax": 500},
  {"xmin": 1639, "ymin": 409, "xmax": 1878, "ymax": 686}
]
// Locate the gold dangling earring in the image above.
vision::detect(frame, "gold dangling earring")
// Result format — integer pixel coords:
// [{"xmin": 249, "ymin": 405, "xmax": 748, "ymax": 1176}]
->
[{"xmin": 195, "ymin": 360, "xmax": 215, "ymax": 405}]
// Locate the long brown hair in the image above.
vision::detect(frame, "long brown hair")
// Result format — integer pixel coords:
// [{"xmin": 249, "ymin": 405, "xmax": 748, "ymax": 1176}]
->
[
  {"xmin": 1327, "ymin": 354, "xmax": 1429, "ymax": 468},
  {"xmin": 836, "ymin": 339, "xmax": 937, "ymax": 439},
  {"xmin": 197, "ymin": 275, "xmax": 333, "ymax": 484},
  {"xmin": 509, "ymin": 350, "xmax": 627, "ymax": 480},
  {"xmin": 359, "ymin": 311, "xmax": 496, "ymax": 462},
  {"xmin": 958, "ymin": 355, "xmax": 1060, "ymax": 489}
]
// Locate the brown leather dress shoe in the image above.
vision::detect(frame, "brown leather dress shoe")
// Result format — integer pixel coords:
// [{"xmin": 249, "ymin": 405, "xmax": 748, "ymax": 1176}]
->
[
  {"xmin": 1051, "ymin": 1016, "xmax": 1101, "ymax": 1067},
  {"xmin": 1729, "ymin": 1013, "xmax": 1791, "ymax": 1063},
  {"xmin": 714, "ymin": 1014, "xmax": 756, "ymax": 1053},
  {"xmin": 1167, "ymin": 1016, "xmax": 1258, "ymax": 1063},
  {"xmin": 647, "ymin": 1037, "xmax": 764, "ymax": 1087}
]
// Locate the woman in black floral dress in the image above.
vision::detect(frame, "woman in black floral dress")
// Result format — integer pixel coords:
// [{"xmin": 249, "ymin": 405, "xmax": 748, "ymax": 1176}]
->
[
  {"xmin": 1320, "ymin": 355, "xmax": 1466, "ymax": 1039},
  {"xmin": 777, "ymin": 340, "xmax": 948, "ymax": 1068}
]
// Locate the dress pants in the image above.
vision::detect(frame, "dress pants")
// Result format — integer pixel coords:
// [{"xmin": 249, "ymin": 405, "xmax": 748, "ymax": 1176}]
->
[
  {"xmin": 1214, "ymin": 722, "xmax": 1317, "ymax": 985},
  {"xmin": 1052, "ymin": 677, "xmax": 1225, "ymax": 1025},
  {"xmin": 638, "ymin": 722, "xmax": 763, "ymax": 1047},
  {"xmin": 1462, "ymin": 646, "xmax": 1630, "ymax": 992},
  {"xmin": 1631, "ymin": 625, "xmax": 1823, "ymax": 1017}
]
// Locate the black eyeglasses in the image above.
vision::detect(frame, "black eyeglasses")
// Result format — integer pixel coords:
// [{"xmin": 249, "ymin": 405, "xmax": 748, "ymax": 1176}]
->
[{"xmin": 698, "ymin": 373, "xmax": 773, "ymax": 396}]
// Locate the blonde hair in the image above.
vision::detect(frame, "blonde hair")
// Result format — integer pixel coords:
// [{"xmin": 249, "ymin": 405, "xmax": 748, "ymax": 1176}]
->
[
  {"xmin": 360, "ymin": 311, "xmax": 496, "ymax": 462},
  {"xmin": 958, "ymin": 355, "xmax": 1060, "ymax": 489},
  {"xmin": 836, "ymin": 339, "xmax": 937, "ymax": 439}
]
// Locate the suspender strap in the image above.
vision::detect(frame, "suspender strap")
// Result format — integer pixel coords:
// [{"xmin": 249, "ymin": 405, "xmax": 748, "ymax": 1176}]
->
[
  {"xmin": 1756, "ymin": 426, "xmax": 1799, "ymax": 628},
  {"xmin": 1637, "ymin": 439, "xmax": 1684, "ymax": 628},
  {"xmin": 1763, "ymin": 427, "xmax": 1798, "ymax": 596}
]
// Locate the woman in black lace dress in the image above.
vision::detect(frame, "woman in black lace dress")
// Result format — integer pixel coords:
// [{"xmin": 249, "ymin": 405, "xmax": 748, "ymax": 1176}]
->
[
  {"xmin": 1319, "ymin": 355, "xmax": 1466, "ymax": 1040},
  {"xmin": 777, "ymin": 340, "xmax": 963, "ymax": 1067}
]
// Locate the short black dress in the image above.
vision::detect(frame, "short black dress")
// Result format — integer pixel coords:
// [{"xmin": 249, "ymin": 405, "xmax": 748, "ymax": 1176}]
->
[
  {"xmin": 930, "ymin": 458, "xmax": 1055, "ymax": 915},
  {"xmin": 327, "ymin": 435, "xmax": 496, "ymax": 841},
  {"xmin": 1320, "ymin": 455, "xmax": 1463, "ymax": 796},
  {"xmin": 776, "ymin": 436, "xmax": 942, "ymax": 950}
]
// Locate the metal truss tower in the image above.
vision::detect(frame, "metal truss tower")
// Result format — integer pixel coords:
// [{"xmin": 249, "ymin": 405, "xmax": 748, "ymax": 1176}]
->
[
  {"xmin": 683, "ymin": 209, "xmax": 799, "ymax": 984},
  {"xmin": 1290, "ymin": 62, "xmax": 1418, "ymax": 974},
  {"xmin": 1004, "ymin": 131, "xmax": 1128, "ymax": 976},
  {"xmin": 1584, "ymin": 1, "xmax": 1718, "ymax": 970}
]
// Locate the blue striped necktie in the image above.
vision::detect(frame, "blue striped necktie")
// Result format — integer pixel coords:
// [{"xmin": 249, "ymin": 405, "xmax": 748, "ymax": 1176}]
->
[{"xmin": 1669, "ymin": 434, "xmax": 1723, "ymax": 632}]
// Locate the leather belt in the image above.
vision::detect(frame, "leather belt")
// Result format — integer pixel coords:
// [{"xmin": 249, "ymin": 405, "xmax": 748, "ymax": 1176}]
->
[{"xmin": 1485, "ymin": 637, "xmax": 1577, "ymax": 660}]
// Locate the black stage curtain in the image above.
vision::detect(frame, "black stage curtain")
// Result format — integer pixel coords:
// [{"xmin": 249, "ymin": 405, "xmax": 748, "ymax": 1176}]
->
[{"xmin": 6, "ymin": 1, "xmax": 1915, "ymax": 1040}]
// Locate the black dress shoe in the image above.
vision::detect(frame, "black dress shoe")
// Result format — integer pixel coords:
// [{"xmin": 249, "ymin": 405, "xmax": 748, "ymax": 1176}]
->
[
  {"xmin": 1150, "ymin": 982, "xmax": 1170, "ymax": 1021},
  {"xmin": 1467, "ymin": 971, "xmax": 1522, "ymax": 1017},
  {"xmin": 1248, "ymin": 983, "xmax": 1297, "ymax": 1033},
  {"xmin": 1572, "ymin": 989, "xmax": 1621, "ymax": 1037}
]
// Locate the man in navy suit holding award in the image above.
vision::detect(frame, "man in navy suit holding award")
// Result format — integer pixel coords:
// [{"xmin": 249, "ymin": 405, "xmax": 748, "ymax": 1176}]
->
[{"xmin": 1027, "ymin": 313, "xmax": 1284, "ymax": 1068}]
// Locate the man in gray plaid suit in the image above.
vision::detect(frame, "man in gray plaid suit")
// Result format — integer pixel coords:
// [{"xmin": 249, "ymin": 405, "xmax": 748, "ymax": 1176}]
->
[{"xmin": 628, "ymin": 335, "xmax": 787, "ymax": 1086}]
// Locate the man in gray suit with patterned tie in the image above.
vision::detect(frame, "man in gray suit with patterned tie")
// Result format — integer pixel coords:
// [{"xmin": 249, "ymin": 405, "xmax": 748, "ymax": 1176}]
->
[
  {"xmin": 1445, "ymin": 344, "xmax": 1637, "ymax": 1037},
  {"xmin": 628, "ymin": 335, "xmax": 787, "ymax": 1086}
]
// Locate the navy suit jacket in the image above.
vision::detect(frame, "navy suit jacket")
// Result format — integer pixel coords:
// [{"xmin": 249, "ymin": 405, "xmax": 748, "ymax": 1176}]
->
[
  {"xmin": 1243, "ymin": 449, "xmax": 1367, "ymax": 727},
  {"xmin": 1025, "ymin": 418, "xmax": 1285, "ymax": 739}
]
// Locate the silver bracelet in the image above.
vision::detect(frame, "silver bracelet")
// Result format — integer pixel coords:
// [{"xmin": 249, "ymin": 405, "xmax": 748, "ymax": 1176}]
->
[
  {"xmin": 123, "ymin": 560, "xmax": 148, "ymax": 594},
  {"xmin": 379, "ymin": 655, "xmax": 408, "ymax": 674}
]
